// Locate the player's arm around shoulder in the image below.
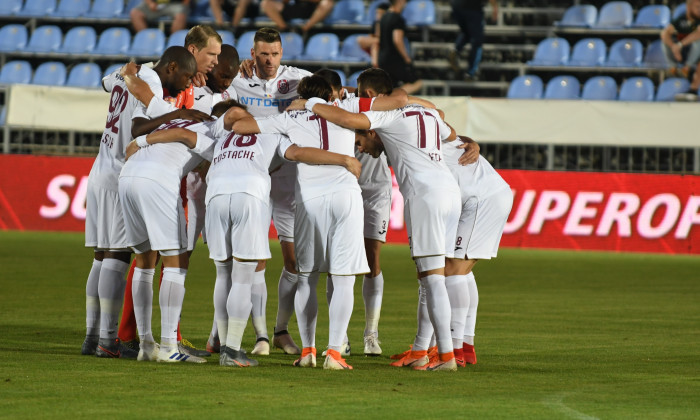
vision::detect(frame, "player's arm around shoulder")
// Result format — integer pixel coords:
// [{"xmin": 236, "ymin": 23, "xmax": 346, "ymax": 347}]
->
[
  {"xmin": 370, "ymin": 88, "xmax": 408, "ymax": 111},
  {"xmin": 284, "ymin": 144, "xmax": 362, "ymax": 179},
  {"xmin": 308, "ymin": 98, "xmax": 371, "ymax": 130}
]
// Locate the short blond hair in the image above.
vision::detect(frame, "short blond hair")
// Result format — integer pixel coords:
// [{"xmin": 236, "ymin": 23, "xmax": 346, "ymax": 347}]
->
[{"xmin": 185, "ymin": 25, "xmax": 222, "ymax": 50}]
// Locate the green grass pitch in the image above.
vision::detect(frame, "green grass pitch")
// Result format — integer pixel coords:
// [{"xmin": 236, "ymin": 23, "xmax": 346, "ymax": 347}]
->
[{"xmin": 0, "ymin": 231, "xmax": 698, "ymax": 418}]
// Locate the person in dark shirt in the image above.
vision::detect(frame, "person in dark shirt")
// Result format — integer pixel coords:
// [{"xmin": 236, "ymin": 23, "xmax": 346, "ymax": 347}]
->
[
  {"xmin": 660, "ymin": 0, "xmax": 700, "ymax": 79},
  {"xmin": 377, "ymin": 0, "xmax": 422, "ymax": 94},
  {"xmin": 447, "ymin": 0, "xmax": 498, "ymax": 80}
]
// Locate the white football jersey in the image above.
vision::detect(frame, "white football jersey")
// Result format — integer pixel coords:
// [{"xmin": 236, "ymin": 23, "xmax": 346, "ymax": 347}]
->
[
  {"xmin": 442, "ymin": 140, "xmax": 510, "ymax": 199},
  {"xmin": 89, "ymin": 66, "xmax": 163, "ymax": 192},
  {"xmin": 232, "ymin": 65, "xmax": 313, "ymax": 117},
  {"xmin": 363, "ymin": 105, "xmax": 458, "ymax": 199},
  {"xmin": 120, "ymin": 118, "xmax": 224, "ymax": 194},
  {"xmin": 192, "ymin": 85, "xmax": 223, "ymax": 114},
  {"xmin": 206, "ymin": 132, "xmax": 294, "ymax": 205},
  {"xmin": 257, "ymin": 109, "xmax": 360, "ymax": 202},
  {"xmin": 333, "ymin": 96, "xmax": 392, "ymax": 191}
]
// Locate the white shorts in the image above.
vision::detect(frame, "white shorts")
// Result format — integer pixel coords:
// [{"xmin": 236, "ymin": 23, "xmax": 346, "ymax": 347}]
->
[
  {"xmin": 405, "ymin": 189, "xmax": 460, "ymax": 259},
  {"xmin": 270, "ymin": 163, "xmax": 296, "ymax": 242},
  {"xmin": 294, "ymin": 191, "xmax": 369, "ymax": 275},
  {"xmin": 186, "ymin": 171, "xmax": 207, "ymax": 251},
  {"xmin": 85, "ymin": 181, "xmax": 128, "ymax": 250},
  {"xmin": 119, "ymin": 176, "xmax": 187, "ymax": 252},
  {"xmin": 361, "ymin": 186, "xmax": 391, "ymax": 242},
  {"xmin": 205, "ymin": 193, "xmax": 272, "ymax": 261},
  {"xmin": 454, "ymin": 187, "xmax": 513, "ymax": 260}
]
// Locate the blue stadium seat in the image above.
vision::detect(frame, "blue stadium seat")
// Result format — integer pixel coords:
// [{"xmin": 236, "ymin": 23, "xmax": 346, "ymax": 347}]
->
[
  {"xmin": 0, "ymin": 0, "xmax": 23, "ymax": 15},
  {"xmin": 528, "ymin": 37, "xmax": 570, "ymax": 66},
  {"xmin": 0, "ymin": 24, "xmax": 29, "ymax": 53},
  {"xmin": 643, "ymin": 40, "xmax": 669, "ymax": 69},
  {"xmin": 128, "ymin": 28, "xmax": 165, "ymax": 56},
  {"xmin": 85, "ymin": 0, "xmax": 124, "ymax": 18},
  {"xmin": 281, "ymin": 32, "xmax": 304, "ymax": 59},
  {"xmin": 0, "ymin": 61, "xmax": 32, "ymax": 84},
  {"xmin": 236, "ymin": 31, "xmax": 256, "ymax": 54},
  {"xmin": 402, "ymin": 0, "xmax": 435, "ymax": 26},
  {"xmin": 218, "ymin": 30, "xmax": 235, "ymax": 47},
  {"xmin": 632, "ymin": 5, "xmax": 670, "ymax": 29},
  {"xmin": 326, "ymin": 0, "xmax": 365, "ymax": 24},
  {"xmin": 555, "ymin": 5, "xmax": 597, "ymax": 27},
  {"xmin": 581, "ymin": 76, "xmax": 618, "ymax": 100},
  {"xmin": 190, "ymin": 0, "xmax": 216, "ymax": 23},
  {"xmin": 336, "ymin": 69, "xmax": 347, "ymax": 87},
  {"xmin": 594, "ymin": 1, "xmax": 633, "ymax": 28},
  {"xmin": 544, "ymin": 75, "xmax": 580, "ymax": 99},
  {"xmin": 166, "ymin": 29, "xmax": 189, "ymax": 48},
  {"xmin": 54, "ymin": 0, "xmax": 90, "ymax": 17},
  {"xmin": 301, "ymin": 33, "xmax": 340, "ymax": 61},
  {"xmin": 66, "ymin": 63, "xmax": 102, "ymax": 88},
  {"xmin": 655, "ymin": 77, "xmax": 690, "ymax": 101},
  {"xmin": 507, "ymin": 75, "xmax": 543, "ymax": 99},
  {"xmin": 618, "ymin": 76, "xmax": 654, "ymax": 101},
  {"xmin": 59, "ymin": 26, "xmax": 96, "ymax": 54},
  {"xmin": 673, "ymin": 3, "xmax": 686, "ymax": 20},
  {"xmin": 18, "ymin": 0, "xmax": 57, "ymax": 17},
  {"xmin": 605, "ymin": 38, "xmax": 643, "ymax": 67},
  {"xmin": 347, "ymin": 70, "xmax": 363, "ymax": 88},
  {"xmin": 94, "ymin": 27, "xmax": 131, "ymax": 55},
  {"xmin": 25, "ymin": 25, "xmax": 63, "ymax": 53},
  {"xmin": 32, "ymin": 61, "xmax": 67, "ymax": 86},
  {"xmin": 568, "ymin": 38, "xmax": 606, "ymax": 67},
  {"xmin": 121, "ymin": 0, "xmax": 141, "ymax": 18},
  {"xmin": 103, "ymin": 63, "xmax": 123, "ymax": 78},
  {"xmin": 338, "ymin": 34, "xmax": 372, "ymax": 63}
]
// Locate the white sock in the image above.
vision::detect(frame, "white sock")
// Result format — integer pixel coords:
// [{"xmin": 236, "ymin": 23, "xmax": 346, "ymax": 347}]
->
[
  {"xmin": 226, "ymin": 260, "xmax": 256, "ymax": 350},
  {"xmin": 445, "ymin": 274, "xmax": 469, "ymax": 350},
  {"xmin": 463, "ymin": 271, "xmax": 478, "ymax": 345},
  {"xmin": 251, "ymin": 268, "xmax": 268, "ymax": 340},
  {"xmin": 275, "ymin": 268, "xmax": 298, "ymax": 333},
  {"xmin": 160, "ymin": 267, "xmax": 187, "ymax": 351},
  {"xmin": 85, "ymin": 259, "xmax": 102, "ymax": 337},
  {"xmin": 413, "ymin": 284, "xmax": 433, "ymax": 351},
  {"xmin": 362, "ymin": 272, "xmax": 384, "ymax": 337},
  {"xmin": 98, "ymin": 258, "xmax": 129, "ymax": 340},
  {"xmin": 328, "ymin": 275, "xmax": 355, "ymax": 352},
  {"xmin": 132, "ymin": 267, "xmax": 155, "ymax": 344},
  {"xmin": 326, "ymin": 274, "xmax": 348, "ymax": 343},
  {"xmin": 213, "ymin": 260, "xmax": 232, "ymax": 347},
  {"xmin": 294, "ymin": 272, "xmax": 319, "ymax": 349},
  {"xmin": 421, "ymin": 274, "xmax": 453, "ymax": 355}
]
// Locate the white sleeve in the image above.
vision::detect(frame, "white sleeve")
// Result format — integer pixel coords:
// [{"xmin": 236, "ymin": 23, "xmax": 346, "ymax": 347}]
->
[
  {"xmin": 206, "ymin": 117, "xmax": 228, "ymax": 139},
  {"xmin": 362, "ymin": 109, "xmax": 396, "ymax": 130},
  {"xmin": 191, "ymin": 133, "xmax": 216, "ymax": 160},
  {"xmin": 256, "ymin": 113, "xmax": 289, "ymax": 135},
  {"xmin": 276, "ymin": 135, "xmax": 294, "ymax": 161},
  {"xmin": 338, "ymin": 97, "xmax": 359, "ymax": 112}
]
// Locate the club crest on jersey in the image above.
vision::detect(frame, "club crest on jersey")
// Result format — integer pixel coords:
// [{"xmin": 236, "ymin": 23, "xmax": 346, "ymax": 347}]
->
[
  {"xmin": 277, "ymin": 79, "xmax": 289, "ymax": 94},
  {"xmin": 222, "ymin": 90, "xmax": 230, "ymax": 100}
]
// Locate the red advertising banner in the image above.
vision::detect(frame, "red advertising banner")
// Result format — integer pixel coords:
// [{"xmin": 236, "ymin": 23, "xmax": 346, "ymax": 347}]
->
[{"xmin": 1, "ymin": 155, "xmax": 698, "ymax": 254}]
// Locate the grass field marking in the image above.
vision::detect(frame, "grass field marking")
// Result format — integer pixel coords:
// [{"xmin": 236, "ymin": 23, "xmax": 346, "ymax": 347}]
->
[{"xmin": 542, "ymin": 393, "xmax": 599, "ymax": 420}]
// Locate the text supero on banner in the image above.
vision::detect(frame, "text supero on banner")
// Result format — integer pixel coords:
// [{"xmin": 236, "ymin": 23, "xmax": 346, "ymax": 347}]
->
[
  {"xmin": 1, "ymin": 155, "xmax": 697, "ymax": 254},
  {"xmin": 496, "ymin": 170, "xmax": 699, "ymax": 254}
]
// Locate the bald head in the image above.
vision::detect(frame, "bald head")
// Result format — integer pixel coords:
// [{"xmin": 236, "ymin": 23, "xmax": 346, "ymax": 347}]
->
[
  {"xmin": 207, "ymin": 44, "xmax": 240, "ymax": 94},
  {"xmin": 157, "ymin": 46, "xmax": 197, "ymax": 74}
]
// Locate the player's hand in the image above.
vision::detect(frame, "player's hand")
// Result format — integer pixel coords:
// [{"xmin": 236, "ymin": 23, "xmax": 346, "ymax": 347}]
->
[
  {"xmin": 120, "ymin": 62, "xmax": 139, "ymax": 77},
  {"xmin": 344, "ymin": 156, "xmax": 362, "ymax": 179},
  {"xmin": 125, "ymin": 140, "xmax": 140, "ymax": 161},
  {"xmin": 457, "ymin": 135, "xmax": 480, "ymax": 165},
  {"xmin": 192, "ymin": 71, "xmax": 207, "ymax": 88},
  {"xmin": 177, "ymin": 109, "xmax": 213, "ymax": 122},
  {"xmin": 239, "ymin": 59, "xmax": 255, "ymax": 78},
  {"xmin": 286, "ymin": 98, "xmax": 307, "ymax": 111}
]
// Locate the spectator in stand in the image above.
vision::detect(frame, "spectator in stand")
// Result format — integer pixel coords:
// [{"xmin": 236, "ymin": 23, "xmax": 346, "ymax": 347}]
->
[
  {"xmin": 260, "ymin": 0, "xmax": 335, "ymax": 35},
  {"xmin": 210, "ymin": 0, "xmax": 260, "ymax": 29},
  {"xmin": 356, "ymin": 2, "xmax": 389, "ymax": 68},
  {"xmin": 447, "ymin": 0, "xmax": 498, "ymax": 81},
  {"xmin": 131, "ymin": 0, "xmax": 189, "ymax": 35},
  {"xmin": 661, "ymin": 0, "xmax": 700, "ymax": 79},
  {"xmin": 377, "ymin": 0, "xmax": 422, "ymax": 94}
]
